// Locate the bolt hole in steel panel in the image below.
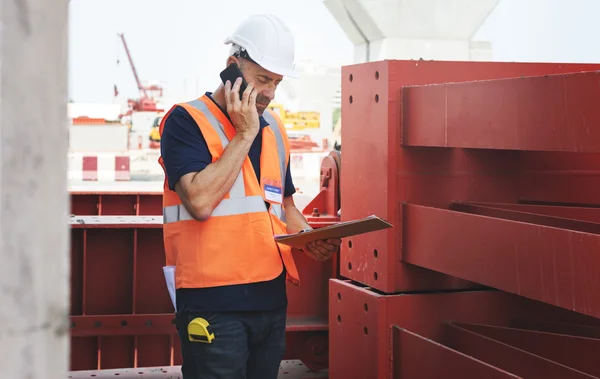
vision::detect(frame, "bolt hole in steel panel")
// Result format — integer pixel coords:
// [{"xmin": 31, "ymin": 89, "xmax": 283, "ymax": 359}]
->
[
  {"xmin": 329, "ymin": 279, "xmax": 600, "ymax": 379},
  {"xmin": 340, "ymin": 60, "xmax": 600, "ymax": 294}
]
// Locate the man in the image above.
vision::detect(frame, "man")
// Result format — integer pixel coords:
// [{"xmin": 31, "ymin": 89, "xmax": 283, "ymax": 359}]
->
[{"xmin": 158, "ymin": 14, "xmax": 341, "ymax": 379}]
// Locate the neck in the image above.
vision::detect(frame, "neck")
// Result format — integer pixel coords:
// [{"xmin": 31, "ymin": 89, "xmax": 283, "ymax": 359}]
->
[{"xmin": 212, "ymin": 84, "xmax": 227, "ymax": 110}]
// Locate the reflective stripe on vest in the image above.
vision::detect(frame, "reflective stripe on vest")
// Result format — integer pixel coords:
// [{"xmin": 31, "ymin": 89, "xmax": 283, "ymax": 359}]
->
[
  {"xmin": 263, "ymin": 110, "xmax": 287, "ymax": 222},
  {"xmin": 162, "ymin": 100, "xmax": 288, "ymax": 223}
]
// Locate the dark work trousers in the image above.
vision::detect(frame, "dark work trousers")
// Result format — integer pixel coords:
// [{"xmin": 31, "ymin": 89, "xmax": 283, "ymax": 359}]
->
[{"xmin": 175, "ymin": 307, "xmax": 287, "ymax": 379}]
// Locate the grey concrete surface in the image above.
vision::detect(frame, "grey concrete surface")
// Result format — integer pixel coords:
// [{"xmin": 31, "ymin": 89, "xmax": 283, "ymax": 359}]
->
[{"xmin": 0, "ymin": 0, "xmax": 70, "ymax": 378}]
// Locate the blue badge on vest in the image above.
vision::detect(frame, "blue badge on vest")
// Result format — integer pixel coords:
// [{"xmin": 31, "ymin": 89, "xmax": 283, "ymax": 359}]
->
[{"xmin": 264, "ymin": 184, "xmax": 283, "ymax": 204}]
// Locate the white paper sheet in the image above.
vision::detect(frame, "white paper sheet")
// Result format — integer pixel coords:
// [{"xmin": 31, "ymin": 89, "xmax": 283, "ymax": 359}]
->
[{"xmin": 163, "ymin": 265, "xmax": 177, "ymax": 312}]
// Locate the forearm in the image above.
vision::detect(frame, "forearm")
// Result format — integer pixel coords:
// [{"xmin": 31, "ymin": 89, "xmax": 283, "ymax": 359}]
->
[
  {"xmin": 284, "ymin": 201, "xmax": 311, "ymax": 234},
  {"xmin": 176, "ymin": 134, "xmax": 253, "ymax": 220}
]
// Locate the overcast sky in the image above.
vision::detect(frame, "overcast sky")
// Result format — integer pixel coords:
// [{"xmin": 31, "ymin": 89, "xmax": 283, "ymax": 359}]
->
[{"xmin": 68, "ymin": 0, "xmax": 600, "ymax": 104}]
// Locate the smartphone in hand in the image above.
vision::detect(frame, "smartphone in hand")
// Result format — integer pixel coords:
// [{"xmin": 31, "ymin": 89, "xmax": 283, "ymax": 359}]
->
[{"xmin": 219, "ymin": 63, "xmax": 248, "ymax": 100}]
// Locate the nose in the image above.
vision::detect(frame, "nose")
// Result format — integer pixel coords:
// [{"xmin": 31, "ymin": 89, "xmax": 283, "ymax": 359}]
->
[{"xmin": 261, "ymin": 87, "xmax": 275, "ymax": 102}]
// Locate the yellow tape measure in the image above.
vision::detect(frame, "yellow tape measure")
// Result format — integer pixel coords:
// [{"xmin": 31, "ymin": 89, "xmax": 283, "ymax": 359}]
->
[{"xmin": 187, "ymin": 318, "xmax": 215, "ymax": 344}]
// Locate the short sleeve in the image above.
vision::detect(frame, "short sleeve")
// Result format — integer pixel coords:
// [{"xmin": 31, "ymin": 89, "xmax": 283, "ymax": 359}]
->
[
  {"xmin": 284, "ymin": 158, "xmax": 296, "ymax": 198},
  {"xmin": 160, "ymin": 106, "xmax": 212, "ymax": 190}
]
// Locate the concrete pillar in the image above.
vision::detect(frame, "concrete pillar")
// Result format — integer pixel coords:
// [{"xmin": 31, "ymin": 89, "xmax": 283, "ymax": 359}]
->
[
  {"xmin": 324, "ymin": 0, "xmax": 499, "ymax": 62},
  {"xmin": 0, "ymin": 0, "xmax": 70, "ymax": 378}
]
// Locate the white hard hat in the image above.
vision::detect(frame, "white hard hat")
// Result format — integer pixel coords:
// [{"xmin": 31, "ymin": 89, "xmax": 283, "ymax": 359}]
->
[{"xmin": 224, "ymin": 14, "xmax": 299, "ymax": 78}]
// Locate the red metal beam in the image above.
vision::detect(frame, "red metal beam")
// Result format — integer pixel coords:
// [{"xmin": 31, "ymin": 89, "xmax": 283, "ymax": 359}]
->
[
  {"xmin": 402, "ymin": 71, "xmax": 600, "ymax": 152},
  {"xmin": 511, "ymin": 319, "xmax": 600, "ymax": 339},
  {"xmin": 391, "ymin": 326, "xmax": 519, "ymax": 378},
  {"xmin": 459, "ymin": 202, "xmax": 600, "ymax": 223},
  {"xmin": 454, "ymin": 322, "xmax": 600, "ymax": 377},
  {"xmin": 71, "ymin": 314, "xmax": 175, "ymax": 337},
  {"xmin": 70, "ymin": 314, "xmax": 328, "ymax": 338},
  {"xmin": 450, "ymin": 202, "xmax": 600, "ymax": 234},
  {"xmin": 443, "ymin": 322, "xmax": 597, "ymax": 379},
  {"xmin": 70, "ymin": 216, "xmax": 163, "ymax": 229},
  {"xmin": 70, "ymin": 192, "xmax": 162, "ymax": 216},
  {"xmin": 402, "ymin": 203, "xmax": 600, "ymax": 318}
]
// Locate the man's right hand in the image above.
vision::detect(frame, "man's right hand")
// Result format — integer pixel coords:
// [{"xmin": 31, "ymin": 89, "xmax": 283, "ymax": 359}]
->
[{"xmin": 224, "ymin": 77, "xmax": 259, "ymax": 141}]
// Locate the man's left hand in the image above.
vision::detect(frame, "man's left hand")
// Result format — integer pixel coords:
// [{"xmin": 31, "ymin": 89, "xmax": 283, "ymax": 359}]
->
[{"xmin": 302, "ymin": 238, "xmax": 342, "ymax": 261}]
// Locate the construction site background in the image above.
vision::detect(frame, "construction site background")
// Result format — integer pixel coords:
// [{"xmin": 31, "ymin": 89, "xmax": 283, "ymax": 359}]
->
[{"xmin": 67, "ymin": 33, "xmax": 341, "ymax": 197}]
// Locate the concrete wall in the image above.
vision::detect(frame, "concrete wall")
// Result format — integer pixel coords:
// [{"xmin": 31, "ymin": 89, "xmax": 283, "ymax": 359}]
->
[{"xmin": 0, "ymin": 0, "xmax": 70, "ymax": 378}]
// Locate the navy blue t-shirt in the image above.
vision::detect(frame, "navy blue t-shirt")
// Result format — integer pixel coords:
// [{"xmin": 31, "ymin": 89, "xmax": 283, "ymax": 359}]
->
[{"xmin": 160, "ymin": 92, "xmax": 296, "ymax": 313}]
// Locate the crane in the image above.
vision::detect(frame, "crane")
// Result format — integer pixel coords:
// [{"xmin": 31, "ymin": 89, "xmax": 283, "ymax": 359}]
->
[{"xmin": 116, "ymin": 32, "xmax": 163, "ymax": 116}]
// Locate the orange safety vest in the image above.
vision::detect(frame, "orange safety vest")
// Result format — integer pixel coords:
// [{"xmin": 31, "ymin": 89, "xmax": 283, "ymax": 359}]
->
[{"xmin": 157, "ymin": 94, "xmax": 300, "ymax": 289}]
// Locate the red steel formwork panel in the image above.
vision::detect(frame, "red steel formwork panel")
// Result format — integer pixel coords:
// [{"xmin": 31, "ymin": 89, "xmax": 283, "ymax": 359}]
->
[
  {"xmin": 401, "ymin": 70, "xmax": 600, "ymax": 205},
  {"xmin": 329, "ymin": 279, "xmax": 600, "ymax": 379},
  {"xmin": 340, "ymin": 60, "xmax": 600, "ymax": 294},
  {"xmin": 393, "ymin": 72, "xmax": 600, "ymax": 318},
  {"xmin": 68, "ymin": 193, "xmax": 338, "ymax": 372},
  {"xmin": 70, "ymin": 191, "xmax": 162, "ymax": 216}
]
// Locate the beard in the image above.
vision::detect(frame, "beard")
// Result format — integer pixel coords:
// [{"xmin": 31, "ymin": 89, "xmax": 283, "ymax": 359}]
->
[{"xmin": 256, "ymin": 95, "xmax": 271, "ymax": 114}]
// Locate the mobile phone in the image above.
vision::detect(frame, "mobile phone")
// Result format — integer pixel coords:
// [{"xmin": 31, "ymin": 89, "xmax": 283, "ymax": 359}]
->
[{"xmin": 219, "ymin": 63, "xmax": 248, "ymax": 100}]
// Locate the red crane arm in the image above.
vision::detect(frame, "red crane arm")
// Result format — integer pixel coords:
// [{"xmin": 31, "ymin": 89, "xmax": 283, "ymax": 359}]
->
[{"xmin": 117, "ymin": 32, "xmax": 148, "ymax": 99}]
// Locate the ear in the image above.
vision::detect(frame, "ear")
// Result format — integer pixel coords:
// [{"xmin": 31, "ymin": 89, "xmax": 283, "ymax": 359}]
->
[{"xmin": 226, "ymin": 55, "xmax": 240, "ymax": 67}]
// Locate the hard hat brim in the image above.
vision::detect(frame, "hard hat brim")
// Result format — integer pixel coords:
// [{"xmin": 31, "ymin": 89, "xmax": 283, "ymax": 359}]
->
[
  {"xmin": 259, "ymin": 62, "xmax": 300, "ymax": 79},
  {"xmin": 224, "ymin": 37, "xmax": 299, "ymax": 79}
]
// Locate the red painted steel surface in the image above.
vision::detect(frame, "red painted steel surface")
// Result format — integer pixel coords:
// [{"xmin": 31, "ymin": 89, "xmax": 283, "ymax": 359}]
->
[
  {"xmin": 391, "ymin": 326, "xmax": 519, "ymax": 378},
  {"xmin": 402, "ymin": 203, "xmax": 600, "ymax": 318},
  {"xmin": 519, "ymin": 151, "xmax": 600, "ymax": 205},
  {"xmin": 459, "ymin": 202, "xmax": 600, "ymax": 223},
  {"xmin": 340, "ymin": 60, "xmax": 600, "ymax": 293},
  {"xmin": 454, "ymin": 322, "xmax": 600, "ymax": 377},
  {"xmin": 69, "ymin": 211, "xmax": 334, "ymax": 371},
  {"xmin": 328, "ymin": 279, "xmax": 595, "ymax": 379},
  {"xmin": 402, "ymin": 71, "xmax": 600, "ymax": 152},
  {"xmin": 511, "ymin": 319, "xmax": 600, "ymax": 338},
  {"xmin": 443, "ymin": 323, "xmax": 597, "ymax": 379},
  {"xmin": 330, "ymin": 279, "xmax": 600, "ymax": 378},
  {"xmin": 450, "ymin": 202, "xmax": 600, "ymax": 234},
  {"xmin": 70, "ymin": 192, "xmax": 162, "ymax": 216}
]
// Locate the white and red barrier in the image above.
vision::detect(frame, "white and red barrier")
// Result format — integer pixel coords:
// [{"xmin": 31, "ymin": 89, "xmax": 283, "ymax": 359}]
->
[{"xmin": 68, "ymin": 153, "xmax": 131, "ymax": 181}]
